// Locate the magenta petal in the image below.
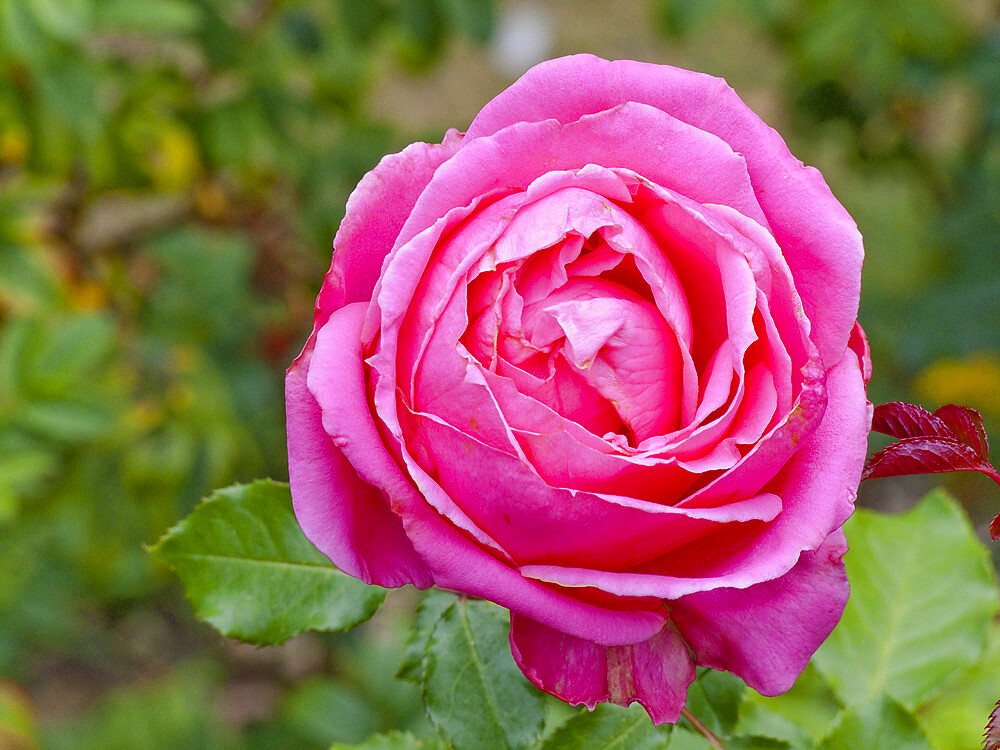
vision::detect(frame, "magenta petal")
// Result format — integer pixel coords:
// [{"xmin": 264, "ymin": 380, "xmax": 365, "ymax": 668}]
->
[
  {"xmin": 306, "ymin": 308, "xmax": 667, "ymax": 646},
  {"xmin": 395, "ymin": 101, "xmax": 765, "ymax": 256},
  {"xmin": 286, "ymin": 318, "xmax": 433, "ymax": 588},
  {"xmin": 466, "ymin": 54, "xmax": 862, "ymax": 369},
  {"xmin": 326, "ymin": 133, "xmax": 462, "ymax": 311},
  {"xmin": 671, "ymin": 529, "xmax": 849, "ymax": 695},
  {"xmin": 510, "ymin": 615, "xmax": 696, "ymax": 724}
]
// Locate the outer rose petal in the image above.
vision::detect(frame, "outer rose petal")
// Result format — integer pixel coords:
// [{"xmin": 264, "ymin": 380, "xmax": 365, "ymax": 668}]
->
[
  {"xmin": 323, "ymin": 133, "xmax": 462, "ymax": 312},
  {"xmin": 465, "ymin": 54, "xmax": 863, "ymax": 369},
  {"xmin": 306, "ymin": 303, "xmax": 669, "ymax": 646},
  {"xmin": 517, "ymin": 343, "xmax": 869, "ymax": 598},
  {"xmin": 670, "ymin": 528, "xmax": 849, "ymax": 695},
  {"xmin": 286, "ymin": 328, "xmax": 433, "ymax": 588},
  {"xmin": 509, "ymin": 615, "xmax": 696, "ymax": 725}
]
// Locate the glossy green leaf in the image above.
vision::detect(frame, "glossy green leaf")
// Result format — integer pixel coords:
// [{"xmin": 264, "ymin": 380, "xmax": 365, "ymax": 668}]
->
[
  {"xmin": 396, "ymin": 589, "xmax": 454, "ymax": 682},
  {"xmin": 817, "ymin": 695, "xmax": 932, "ymax": 750},
  {"xmin": 149, "ymin": 480, "xmax": 384, "ymax": 645},
  {"xmin": 540, "ymin": 703, "xmax": 671, "ymax": 750},
  {"xmin": 421, "ymin": 598, "xmax": 545, "ymax": 750},
  {"xmin": 812, "ymin": 489, "xmax": 998, "ymax": 709}
]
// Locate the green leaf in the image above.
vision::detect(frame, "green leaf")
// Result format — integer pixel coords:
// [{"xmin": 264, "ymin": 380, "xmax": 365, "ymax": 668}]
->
[
  {"xmin": 24, "ymin": 313, "xmax": 115, "ymax": 392},
  {"xmin": 812, "ymin": 489, "xmax": 999, "ymax": 709},
  {"xmin": 737, "ymin": 663, "xmax": 840, "ymax": 747},
  {"xmin": 16, "ymin": 400, "xmax": 114, "ymax": 441},
  {"xmin": 282, "ymin": 676, "xmax": 378, "ymax": 746},
  {"xmin": 40, "ymin": 662, "xmax": 224, "ymax": 750},
  {"xmin": 149, "ymin": 480, "xmax": 385, "ymax": 645},
  {"xmin": 330, "ymin": 731, "xmax": 445, "ymax": 750},
  {"xmin": 682, "ymin": 669, "xmax": 746, "ymax": 738},
  {"xmin": 817, "ymin": 695, "xmax": 932, "ymax": 750},
  {"xmin": 726, "ymin": 738, "xmax": 790, "ymax": 750},
  {"xmin": 26, "ymin": 0, "xmax": 92, "ymax": 41},
  {"xmin": 540, "ymin": 703, "xmax": 672, "ymax": 750},
  {"xmin": 917, "ymin": 619, "xmax": 1000, "ymax": 750},
  {"xmin": 438, "ymin": 0, "xmax": 494, "ymax": 42},
  {"xmin": 0, "ymin": 680, "xmax": 38, "ymax": 750},
  {"xmin": 94, "ymin": 0, "xmax": 203, "ymax": 33},
  {"xmin": 396, "ymin": 589, "xmax": 454, "ymax": 682},
  {"xmin": 421, "ymin": 598, "xmax": 545, "ymax": 750},
  {"xmin": 664, "ymin": 727, "xmax": 711, "ymax": 749}
]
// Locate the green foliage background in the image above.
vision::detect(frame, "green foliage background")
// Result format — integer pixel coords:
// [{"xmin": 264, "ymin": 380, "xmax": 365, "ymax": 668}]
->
[{"xmin": 0, "ymin": 0, "xmax": 998, "ymax": 748}]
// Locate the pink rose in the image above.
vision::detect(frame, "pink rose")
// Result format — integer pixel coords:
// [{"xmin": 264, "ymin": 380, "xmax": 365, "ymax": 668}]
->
[{"xmin": 286, "ymin": 54, "xmax": 872, "ymax": 723}]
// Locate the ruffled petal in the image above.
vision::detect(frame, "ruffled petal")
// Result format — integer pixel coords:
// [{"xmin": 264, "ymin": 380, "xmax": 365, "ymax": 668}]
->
[
  {"xmin": 324, "ymin": 134, "xmax": 462, "ymax": 312},
  {"xmin": 517, "ymin": 343, "xmax": 868, "ymax": 598},
  {"xmin": 465, "ymin": 54, "xmax": 863, "ymax": 368},
  {"xmin": 286, "ymin": 310, "xmax": 433, "ymax": 588},
  {"xmin": 510, "ymin": 614, "xmax": 696, "ymax": 725},
  {"xmin": 306, "ymin": 304, "xmax": 667, "ymax": 645},
  {"xmin": 671, "ymin": 528, "xmax": 849, "ymax": 695}
]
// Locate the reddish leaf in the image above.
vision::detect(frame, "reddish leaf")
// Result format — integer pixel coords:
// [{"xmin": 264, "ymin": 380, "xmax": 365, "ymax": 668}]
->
[
  {"xmin": 870, "ymin": 401, "xmax": 953, "ymax": 441},
  {"xmin": 986, "ymin": 699, "xmax": 1000, "ymax": 750},
  {"xmin": 862, "ymin": 437, "xmax": 1000, "ymax": 483},
  {"xmin": 864, "ymin": 402, "xmax": 1000, "ymax": 540},
  {"xmin": 934, "ymin": 404, "xmax": 990, "ymax": 458}
]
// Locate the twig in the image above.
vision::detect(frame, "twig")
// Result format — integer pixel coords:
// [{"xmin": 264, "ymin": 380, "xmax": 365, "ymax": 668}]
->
[{"xmin": 681, "ymin": 707, "xmax": 726, "ymax": 750}]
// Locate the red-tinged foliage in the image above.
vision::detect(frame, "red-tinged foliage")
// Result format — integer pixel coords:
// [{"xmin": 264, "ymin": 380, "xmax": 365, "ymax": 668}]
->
[
  {"xmin": 985, "ymin": 699, "xmax": 1000, "ymax": 750},
  {"xmin": 863, "ymin": 402, "xmax": 1000, "ymax": 540}
]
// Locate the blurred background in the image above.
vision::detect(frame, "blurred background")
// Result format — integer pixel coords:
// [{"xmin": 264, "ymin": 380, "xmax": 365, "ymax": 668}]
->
[{"xmin": 0, "ymin": 0, "xmax": 998, "ymax": 747}]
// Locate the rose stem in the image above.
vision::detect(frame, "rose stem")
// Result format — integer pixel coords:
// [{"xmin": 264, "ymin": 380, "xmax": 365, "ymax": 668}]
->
[{"xmin": 680, "ymin": 707, "xmax": 726, "ymax": 749}]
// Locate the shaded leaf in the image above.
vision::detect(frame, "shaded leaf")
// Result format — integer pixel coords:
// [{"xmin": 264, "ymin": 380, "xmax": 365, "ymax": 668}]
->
[
  {"xmin": 736, "ymin": 663, "xmax": 839, "ymax": 747},
  {"xmin": 812, "ymin": 490, "xmax": 999, "ymax": 709},
  {"xmin": 540, "ymin": 703, "xmax": 671, "ymax": 750},
  {"xmin": 422, "ymin": 598, "xmax": 545, "ymax": 750},
  {"xmin": 149, "ymin": 480, "xmax": 384, "ymax": 645},
  {"xmin": 918, "ymin": 621, "xmax": 1000, "ymax": 749},
  {"xmin": 396, "ymin": 589, "xmax": 454, "ymax": 682},
  {"xmin": 682, "ymin": 669, "xmax": 745, "ymax": 738},
  {"xmin": 817, "ymin": 695, "xmax": 931, "ymax": 750}
]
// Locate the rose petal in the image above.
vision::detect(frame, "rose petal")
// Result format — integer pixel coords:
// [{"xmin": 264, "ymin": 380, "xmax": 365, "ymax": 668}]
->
[
  {"xmin": 466, "ymin": 54, "xmax": 863, "ymax": 368},
  {"xmin": 671, "ymin": 528, "xmax": 849, "ymax": 695},
  {"xmin": 509, "ymin": 614, "xmax": 696, "ymax": 725},
  {"xmin": 518, "ymin": 343, "xmax": 868, "ymax": 597},
  {"xmin": 395, "ymin": 101, "xmax": 766, "ymax": 257},
  {"xmin": 306, "ymin": 302, "xmax": 667, "ymax": 645},
  {"xmin": 324, "ymin": 133, "xmax": 462, "ymax": 313},
  {"xmin": 286, "ymin": 307, "xmax": 433, "ymax": 588}
]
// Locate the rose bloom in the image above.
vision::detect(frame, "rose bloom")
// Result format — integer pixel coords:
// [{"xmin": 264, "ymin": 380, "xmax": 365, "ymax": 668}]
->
[{"xmin": 286, "ymin": 55, "xmax": 872, "ymax": 723}]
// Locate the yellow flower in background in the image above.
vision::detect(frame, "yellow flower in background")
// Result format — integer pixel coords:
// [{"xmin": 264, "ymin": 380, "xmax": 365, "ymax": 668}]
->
[
  {"xmin": 917, "ymin": 354, "xmax": 1000, "ymax": 418},
  {"xmin": 0, "ymin": 127, "xmax": 28, "ymax": 165},
  {"xmin": 149, "ymin": 124, "xmax": 201, "ymax": 192}
]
